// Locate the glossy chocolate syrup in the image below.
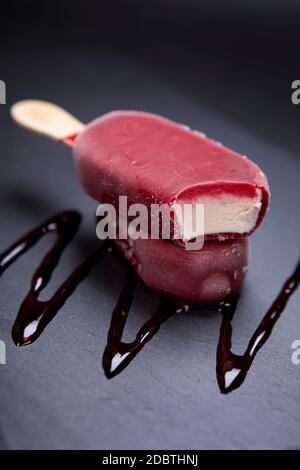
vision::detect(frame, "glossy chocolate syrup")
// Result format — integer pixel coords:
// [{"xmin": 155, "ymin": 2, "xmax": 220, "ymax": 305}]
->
[
  {"xmin": 216, "ymin": 260, "xmax": 300, "ymax": 393},
  {"xmin": 0, "ymin": 211, "xmax": 106, "ymax": 346},
  {"xmin": 0, "ymin": 211, "xmax": 299, "ymax": 393},
  {"xmin": 102, "ymin": 272, "xmax": 174, "ymax": 378}
]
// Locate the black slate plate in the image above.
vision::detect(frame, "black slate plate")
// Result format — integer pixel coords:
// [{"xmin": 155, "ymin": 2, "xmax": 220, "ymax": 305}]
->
[{"xmin": 0, "ymin": 46, "xmax": 299, "ymax": 450}]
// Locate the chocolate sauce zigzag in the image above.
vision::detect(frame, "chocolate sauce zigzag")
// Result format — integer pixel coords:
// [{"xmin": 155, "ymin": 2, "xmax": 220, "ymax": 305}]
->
[{"xmin": 0, "ymin": 211, "xmax": 299, "ymax": 394}]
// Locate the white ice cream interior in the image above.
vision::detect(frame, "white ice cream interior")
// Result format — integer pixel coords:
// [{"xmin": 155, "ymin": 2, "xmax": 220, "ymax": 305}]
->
[{"xmin": 173, "ymin": 189, "xmax": 262, "ymax": 241}]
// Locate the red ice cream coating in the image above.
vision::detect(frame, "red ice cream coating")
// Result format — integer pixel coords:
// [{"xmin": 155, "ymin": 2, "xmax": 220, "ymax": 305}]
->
[{"xmin": 74, "ymin": 111, "xmax": 269, "ymax": 240}]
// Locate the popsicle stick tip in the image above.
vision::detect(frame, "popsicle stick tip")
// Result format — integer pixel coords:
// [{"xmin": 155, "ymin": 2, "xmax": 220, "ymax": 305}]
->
[{"xmin": 11, "ymin": 100, "xmax": 85, "ymax": 141}]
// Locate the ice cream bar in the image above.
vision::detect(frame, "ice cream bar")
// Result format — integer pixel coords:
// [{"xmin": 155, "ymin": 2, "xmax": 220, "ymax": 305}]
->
[
  {"xmin": 115, "ymin": 236, "xmax": 249, "ymax": 304},
  {"xmin": 10, "ymin": 101, "xmax": 268, "ymax": 303},
  {"xmin": 74, "ymin": 111, "xmax": 269, "ymax": 241}
]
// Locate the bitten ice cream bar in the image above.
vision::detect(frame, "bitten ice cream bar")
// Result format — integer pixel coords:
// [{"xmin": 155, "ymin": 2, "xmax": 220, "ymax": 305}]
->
[
  {"xmin": 11, "ymin": 101, "xmax": 269, "ymax": 303},
  {"xmin": 74, "ymin": 111, "xmax": 269, "ymax": 241}
]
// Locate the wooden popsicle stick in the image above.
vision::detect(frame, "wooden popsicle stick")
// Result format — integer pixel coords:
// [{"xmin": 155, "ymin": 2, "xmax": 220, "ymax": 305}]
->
[{"xmin": 11, "ymin": 100, "xmax": 85, "ymax": 147}]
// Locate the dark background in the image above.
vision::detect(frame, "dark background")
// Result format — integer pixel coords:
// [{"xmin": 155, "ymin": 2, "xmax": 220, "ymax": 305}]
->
[
  {"xmin": 0, "ymin": 0, "xmax": 299, "ymax": 450},
  {"xmin": 1, "ymin": 0, "xmax": 300, "ymax": 154}
]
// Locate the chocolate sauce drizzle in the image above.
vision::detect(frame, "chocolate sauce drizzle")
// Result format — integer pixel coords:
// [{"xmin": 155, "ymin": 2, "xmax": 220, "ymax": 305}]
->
[
  {"xmin": 0, "ymin": 211, "xmax": 106, "ymax": 346},
  {"xmin": 217, "ymin": 261, "xmax": 300, "ymax": 393},
  {"xmin": 102, "ymin": 273, "xmax": 174, "ymax": 378},
  {"xmin": 0, "ymin": 211, "xmax": 299, "ymax": 393}
]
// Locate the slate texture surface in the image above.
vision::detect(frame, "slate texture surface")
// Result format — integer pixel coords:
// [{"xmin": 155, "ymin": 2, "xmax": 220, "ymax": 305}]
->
[{"xmin": 0, "ymin": 45, "xmax": 299, "ymax": 450}]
